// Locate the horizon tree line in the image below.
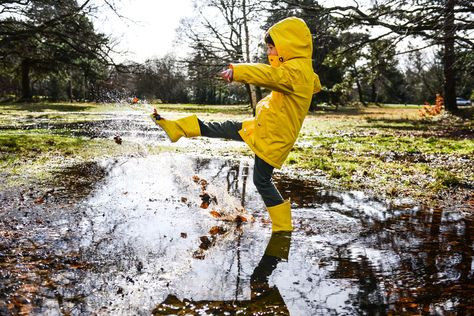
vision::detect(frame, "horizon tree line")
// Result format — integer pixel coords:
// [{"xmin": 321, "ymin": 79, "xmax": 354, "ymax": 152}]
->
[{"xmin": 0, "ymin": 0, "xmax": 472, "ymax": 113}]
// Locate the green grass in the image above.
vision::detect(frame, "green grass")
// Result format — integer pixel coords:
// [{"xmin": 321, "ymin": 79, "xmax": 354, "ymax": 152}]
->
[
  {"xmin": 1, "ymin": 102, "xmax": 473, "ymax": 205},
  {"xmin": 0, "ymin": 130, "xmax": 166, "ymax": 188},
  {"xmin": 0, "ymin": 102, "xmax": 136, "ymax": 113},
  {"xmin": 288, "ymin": 110, "xmax": 474, "ymax": 201},
  {"xmin": 153, "ymin": 103, "xmax": 251, "ymax": 115}
]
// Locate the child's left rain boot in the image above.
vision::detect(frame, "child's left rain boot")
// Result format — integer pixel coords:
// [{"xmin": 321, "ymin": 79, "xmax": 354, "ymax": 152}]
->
[
  {"xmin": 266, "ymin": 200, "xmax": 293, "ymax": 232},
  {"xmin": 150, "ymin": 109, "xmax": 201, "ymax": 142}
]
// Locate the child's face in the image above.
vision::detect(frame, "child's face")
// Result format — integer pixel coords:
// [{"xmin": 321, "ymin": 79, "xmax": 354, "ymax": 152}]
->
[{"xmin": 266, "ymin": 43, "xmax": 278, "ymax": 56}]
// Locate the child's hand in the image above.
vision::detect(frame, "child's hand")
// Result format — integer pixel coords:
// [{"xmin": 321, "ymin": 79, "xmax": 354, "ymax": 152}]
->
[
  {"xmin": 151, "ymin": 108, "xmax": 161, "ymax": 120},
  {"xmin": 220, "ymin": 68, "xmax": 233, "ymax": 82}
]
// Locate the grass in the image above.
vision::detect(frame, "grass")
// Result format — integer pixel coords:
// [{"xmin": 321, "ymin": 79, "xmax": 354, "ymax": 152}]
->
[
  {"xmin": 1, "ymin": 101, "xmax": 473, "ymax": 207},
  {"xmin": 290, "ymin": 109, "xmax": 474, "ymax": 202}
]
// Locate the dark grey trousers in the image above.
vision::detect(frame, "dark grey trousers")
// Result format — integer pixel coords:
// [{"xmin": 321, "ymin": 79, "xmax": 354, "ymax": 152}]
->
[{"xmin": 198, "ymin": 119, "xmax": 284, "ymax": 207}]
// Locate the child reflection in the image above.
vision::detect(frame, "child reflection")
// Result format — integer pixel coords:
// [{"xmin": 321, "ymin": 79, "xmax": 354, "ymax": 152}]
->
[
  {"xmin": 153, "ymin": 232, "xmax": 292, "ymax": 315},
  {"xmin": 250, "ymin": 232, "xmax": 292, "ymax": 313}
]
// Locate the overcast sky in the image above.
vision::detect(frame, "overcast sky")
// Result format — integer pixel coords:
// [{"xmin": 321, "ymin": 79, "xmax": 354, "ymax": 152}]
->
[
  {"xmin": 92, "ymin": 0, "xmax": 429, "ymax": 67},
  {"xmin": 94, "ymin": 0, "xmax": 194, "ymax": 63}
]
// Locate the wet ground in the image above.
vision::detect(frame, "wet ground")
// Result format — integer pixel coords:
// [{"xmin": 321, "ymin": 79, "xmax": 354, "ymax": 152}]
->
[{"xmin": 1, "ymin": 111, "xmax": 473, "ymax": 315}]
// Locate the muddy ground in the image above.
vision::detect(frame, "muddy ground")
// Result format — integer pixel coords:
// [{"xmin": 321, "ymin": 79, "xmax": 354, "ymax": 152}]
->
[{"xmin": 0, "ymin": 108, "xmax": 473, "ymax": 315}]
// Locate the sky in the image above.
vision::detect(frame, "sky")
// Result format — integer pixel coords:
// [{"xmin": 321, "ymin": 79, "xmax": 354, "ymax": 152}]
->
[
  {"xmin": 92, "ymin": 0, "xmax": 431, "ymax": 68},
  {"xmin": 94, "ymin": 0, "xmax": 194, "ymax": 63}
]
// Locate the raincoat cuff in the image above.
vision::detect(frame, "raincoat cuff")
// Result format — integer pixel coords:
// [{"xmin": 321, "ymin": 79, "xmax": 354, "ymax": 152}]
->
[{"xmin": 230, "ymin": 63, "xmax": 244, "ymax": 82}]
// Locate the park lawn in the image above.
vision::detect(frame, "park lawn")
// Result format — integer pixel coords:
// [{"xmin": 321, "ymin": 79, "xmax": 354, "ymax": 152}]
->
[
  {"xmin": 0, "ymin": 102, "xmax": 134, "ymax": 126},
  {"xmin": 291, "ymin": 107, "xmax": 474, "ymax": 204},
  {"xmin": 0, "ymin": 102, "xmax": 473, "ymax": 208}
]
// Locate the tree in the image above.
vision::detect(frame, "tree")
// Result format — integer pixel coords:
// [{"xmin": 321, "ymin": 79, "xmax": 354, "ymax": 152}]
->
[
  {"xmin": 277, "ymin": 0, "xmax": 474, "ymax": 113},
  {"xmin": 403, "ymin": 50, "xmax": 444, "ymax": 104},
  {"xmin": 0, "ymin": 0, "xmax": 116, "ymax": 100},
  {"xmin": 179, "ymin": 0, "xmax": 262, "ymax": 108},
  {"xmin": 135, "ymin": 55, "xmax": 189, "ymax": 103},
  {"xmin": 366, "ymin": 39, "xmax": 407, "ymax": 104},
  {"xmin": 455, "ymin": 48, "xmax": 474, "ymax": 100}
]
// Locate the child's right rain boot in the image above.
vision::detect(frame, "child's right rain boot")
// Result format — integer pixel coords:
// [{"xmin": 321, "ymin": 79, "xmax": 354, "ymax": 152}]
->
[
  {"xmin": 266, "ymin": 200, "xmax": 293, "ymax": 232},
  {"xmin": 150, "ymin": 109, "xmax": 201, "ymax": 142},
  {"xmin": 264, "ymin": 231, "xmax": 292, "ymax": 260}
]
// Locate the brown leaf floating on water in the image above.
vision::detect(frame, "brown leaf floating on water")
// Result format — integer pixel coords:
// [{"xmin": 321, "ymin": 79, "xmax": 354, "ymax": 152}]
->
[
  {"xmin": 209, "ymin": 210, "xmax": 221, "ymax": 218},
  {"xmin": 234, "ymin": 215, "xmax": 247, "ymax": 223},
  {"xmin": 34, "ymin": 197, "xmax": 44, "ymax": 204},
  {"xmin": 114, "ymin": 135, "xmax": 122, "ymax": 145},
  {"xmin": 199, "ymin": 236, "xmax": 212, "ymax": 250},
  {"xmin": 209, "ymin": 226, "xmax": 225, "ymax": 235}
]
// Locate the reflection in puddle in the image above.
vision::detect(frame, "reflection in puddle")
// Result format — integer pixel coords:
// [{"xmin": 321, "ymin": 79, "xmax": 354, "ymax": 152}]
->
[
  {"xmin": 0, "ymin": 154, "xmax": 472, "ymax": 315},
  {"xmin": 154, "ymin": 232, "xmax": 292, "ymax": 315}
]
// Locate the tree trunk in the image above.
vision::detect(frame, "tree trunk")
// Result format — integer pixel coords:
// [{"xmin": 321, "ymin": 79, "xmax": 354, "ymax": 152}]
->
[
  {"xmin": 83, "ymin": 73, "xmax": 87, "ymax": 101},
  {"xmin": 443, "ymin": 0, "xmax": 457, "ymax": 113},
  {"xmin": 67, "ymin": 79, "xmax": 73, "ymax": 102},
  {"xmin": 255, "ymin": 86, "xmax": 262, "ymax": 102},
  {"xmin": 21, "ymin": 59, "xmax": 32, "ymax": 100},
  {"xmin": 242, "ymin": 0, "xmax": 257, "ymax": 114},
  {"xmin": 371, "ymin": 81, "xmax": 377, "ymax": 103},
  {"xmin": 356, "ymin": 79, "xmax": 366, "ymax": 106},
  {"xmin": 245, "ymin": 83, "xmax": 256, "ymax": 116},
  {"xmin": 353, "ymin": 66, "xmax": 367, "ymax": 106}
]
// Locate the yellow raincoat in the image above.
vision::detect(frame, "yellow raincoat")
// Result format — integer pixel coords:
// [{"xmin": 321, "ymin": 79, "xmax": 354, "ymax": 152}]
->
[{"xmin": 232, "ymin": 17, "xmax": 321, "ymax": 169}]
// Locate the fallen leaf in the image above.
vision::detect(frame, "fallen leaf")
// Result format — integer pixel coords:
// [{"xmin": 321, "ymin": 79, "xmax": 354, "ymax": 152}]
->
[
  {"xmin": 261, "ymin": 218, "xmax": 271, "ymax": 224},
  {"xmin": 193, "ymin": 251, "xmax": 205, "ymax": 260},
  {"xmin": 180, "ymin": 232, "xmax": 187, "ymax": 238},
  {"xmin": 400, "ymin": 297, "xmax": 415, "ymax": 303},
  {"xmin": 200, "ymin": 192, "xmax": 211, "ymax": 202},
  {"xmin": 114, "ymin": 135, "xmax": 122, "ymax": 145},
  {"xmin": 209, "ymin": 210, "xmax": 221, "ymax": 218},
  {"xmin": 235, "ymin": 215, "xmax": 247, "ymax": 223},
  {"xmin": 199, "ymin": 179, "xmax": 208, "ymax": 190},
  {"xmin": 181, "ymin": 197, "xmax": 188, "ymax": 203},
  {"xmin": 200, "ymin": 201, "xmax": 209, "ymax": 209},
  {"xmin": 199, "ymin": 236, "xmax": 212, "ymax": 250},
  {"xmin": 209, "ymin": 226, "xmax": 225, "ymax": 235},
  {"xmin": 70, "ymin": 263, "xmax": 85, "ymax": 269}
]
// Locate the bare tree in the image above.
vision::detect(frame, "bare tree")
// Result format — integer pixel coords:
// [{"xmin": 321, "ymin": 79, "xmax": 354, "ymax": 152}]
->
[{"xmin": 179, "ymin": 0, "xmax": 264, "ymax": 109}]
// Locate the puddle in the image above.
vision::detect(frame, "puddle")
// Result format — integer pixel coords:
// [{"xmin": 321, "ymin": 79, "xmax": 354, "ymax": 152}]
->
[
  {"xmin": 1, "ymin": 111, "xmax": 249, "ymax": 153},
  {"xmin": 1, "ymin": 111, "xmax": 161, "ymax": 141},
  {"xmin": 0, "ymin": 154, "xmax": 472, "ymax": 315}
]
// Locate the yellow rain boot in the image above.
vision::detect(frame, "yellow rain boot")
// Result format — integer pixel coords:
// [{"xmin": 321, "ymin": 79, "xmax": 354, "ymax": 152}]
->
[
  {"xmin": 267, "ymin": 200, "xmax": 293, "ymax": 232},
  {"xmin": 150, "ymin": 111, "xmax": 201, "ymax": 142},
  {"xmin": 264, "ymin": 232, "xmax": 292, "ymax": 260}
]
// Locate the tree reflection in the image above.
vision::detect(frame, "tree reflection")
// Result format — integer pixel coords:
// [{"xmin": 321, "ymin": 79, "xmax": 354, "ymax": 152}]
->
[
  {"xmin": 153, "ymin": 232, "xmax": 292, "ymax": 315},
  {"xmin": 328, "ymin": 207, "xmax": 474, "ymax": 315}
]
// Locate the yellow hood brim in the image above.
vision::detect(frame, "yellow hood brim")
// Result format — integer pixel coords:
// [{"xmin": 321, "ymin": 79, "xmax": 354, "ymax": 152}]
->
[{"xmin": 268, "ymin": 17, "xmax": 313, "ymax": 62}]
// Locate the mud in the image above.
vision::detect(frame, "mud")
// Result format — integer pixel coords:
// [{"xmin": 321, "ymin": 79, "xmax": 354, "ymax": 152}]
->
[{"xmin": 1, "ymin": 154, "xmax": 473, "ymax": 315}]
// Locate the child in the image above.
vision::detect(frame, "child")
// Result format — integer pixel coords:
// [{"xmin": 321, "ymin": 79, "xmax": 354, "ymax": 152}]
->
[{"xmin": 151, "ymin": 17, "xmax": 321, "ymax": 232}]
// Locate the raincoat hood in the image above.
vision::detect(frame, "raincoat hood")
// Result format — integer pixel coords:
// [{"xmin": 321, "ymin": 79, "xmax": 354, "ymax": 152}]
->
[{"xmin": 268, "ymin": 17, "xmax": 313, "ymax": 62}]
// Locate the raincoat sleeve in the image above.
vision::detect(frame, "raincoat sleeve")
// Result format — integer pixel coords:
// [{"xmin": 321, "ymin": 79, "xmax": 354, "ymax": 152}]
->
[{"xmin": 231, "ymin": 63, "xmax": 294, "ymax": 94}]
